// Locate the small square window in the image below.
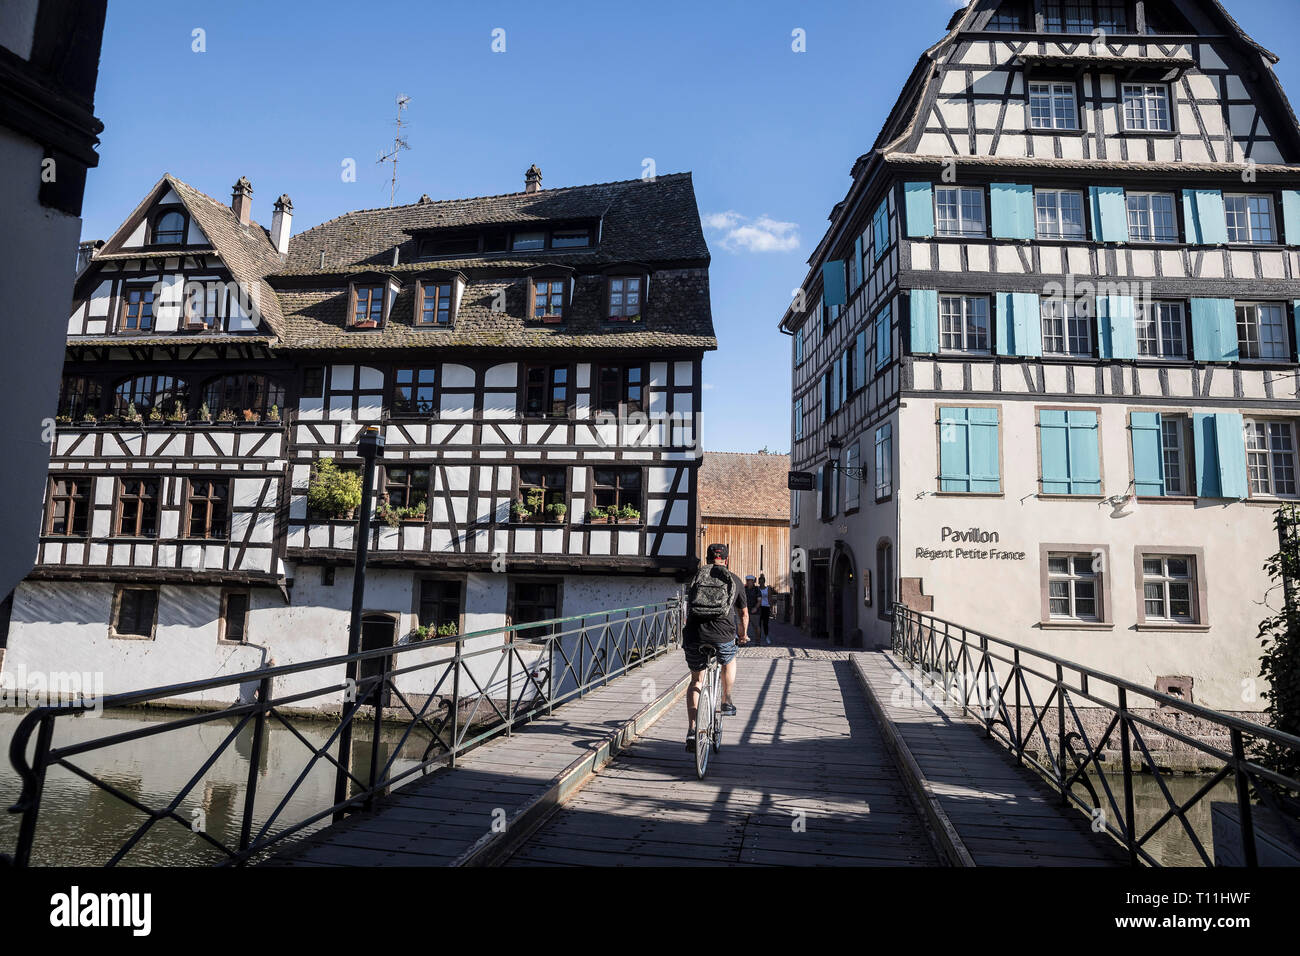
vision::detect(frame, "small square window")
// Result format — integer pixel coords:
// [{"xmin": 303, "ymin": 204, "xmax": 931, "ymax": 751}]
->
[{"xmin": 112, "ymin": 587, "xmax": 158, "ymax": 639}]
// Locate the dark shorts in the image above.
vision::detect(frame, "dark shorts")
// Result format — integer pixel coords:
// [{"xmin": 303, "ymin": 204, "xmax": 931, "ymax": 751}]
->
[{"xmin": 684, "ymin": 639, "xmax": 737, "ymax": 672}]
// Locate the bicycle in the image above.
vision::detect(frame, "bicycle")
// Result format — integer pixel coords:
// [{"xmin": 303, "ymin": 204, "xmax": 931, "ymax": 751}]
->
[{"xmin": 693, "ymin": 643, "xmax": 724, "ymax": 779}]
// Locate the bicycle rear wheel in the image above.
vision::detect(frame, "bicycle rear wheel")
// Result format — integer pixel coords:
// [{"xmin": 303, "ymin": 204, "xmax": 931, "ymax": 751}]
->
[
  {"xmin": 712, "ymin": 667, "xmax": 724, "ymax": 752},
  {"xmin": 695, "ymin": 684, "xmax": 712, "ymax": 779}
]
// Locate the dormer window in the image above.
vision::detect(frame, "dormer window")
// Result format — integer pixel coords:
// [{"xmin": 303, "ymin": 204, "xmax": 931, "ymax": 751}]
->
[
  {"xmin": 348, "ymin": 279, "xmax": 392, "ymax": 329},
  {"xmin": 418, "ymin": 279, "xmax": 454, "ymax": 325},
  {"xmin": 607, "ymin": 275, "xmax": 644, "ymax": 322},
  {"xmin": 987, "ymin": 0, "xmax": 1030, "ymax": 30},
  {"xmin": 1044, "ymin": 0, "xmax": 1128, "ymax": 33},
  {"xmin": 153, "ymin": 210, "xmax": 186, "ymax": 245},
  {"xmin": 530, "ymin": 276, "xmax": 568, "ymax": 323},
  {"xmin": 551, "ymin": 228, "xmax": 591, "ymax": 249},
  {"xmin": 513, "ymin": 231, "xmax": 546, "ymax": 252},
  {"xmin": 120, "ymin": 284, "xmax": 155, "ymax": 332}
]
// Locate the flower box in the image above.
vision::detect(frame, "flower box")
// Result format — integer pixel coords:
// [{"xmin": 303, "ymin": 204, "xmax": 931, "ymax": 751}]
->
[
  {"xmin": 540, "ymin": 315, "xmax": 564, "ymax": 325},
  {"xmin": 351, "ymin": 320, "xmax": 379, "ymax": 329}
]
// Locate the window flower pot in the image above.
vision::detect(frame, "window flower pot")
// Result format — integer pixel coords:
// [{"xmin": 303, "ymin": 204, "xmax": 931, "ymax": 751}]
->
[
  {"xmin": 540, "ymin": 315, "xmax": 563, "ymax": 325},
  {"xmin": 352, "ymin": 320, "xmax": 379, "ymax": 329}
]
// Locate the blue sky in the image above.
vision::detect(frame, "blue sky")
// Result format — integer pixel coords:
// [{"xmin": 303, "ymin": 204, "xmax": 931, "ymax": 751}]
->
[{"xmin": 81, "ymin": 0, "xmax": 1300, "ymax": 453}]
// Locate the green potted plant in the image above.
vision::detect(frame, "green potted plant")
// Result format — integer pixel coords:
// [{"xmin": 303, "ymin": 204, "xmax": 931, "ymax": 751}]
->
[
  {"xmin": 124, "ymin": 402, "xmax": 143, "ymax": 425},
  {"xmin": 193, "ymin": 402, "xmax": 212, "ymax": 425},
  {"xmin": 307, "ymin": 457, "xmax": 363, "ymax": 520},
  {"xmin": 147, "ymin": 404, "xmax": 164, "ymax": 425},
  {"xmin": 618, "ymin": 503, "xmax": 641, "ymax": 524},
  {"xmin": 511, "ymin": 500, "xmax": 531, "ymax": 523},
  {"xmin": 586, "ymin": 504, "xmax": 606, "ymax": 523},
  {"xmin": 80, "ymin": 410, "xmax": 97, "ymax": 426},
  {"xmin": 216, "ymin": 408, "xmax": 237, "ymax": 424},
  {"xmin": 525, "ymin": 488, "xmax": 544, "ymax": 519},
  {"xmin": 377, "ymin": 498, "xmax": 426, "ymax": 528},
  {"xmin": 546, "ymin": 502, "xmax": 567, "ymax": 523},
  {"xmin": 166, "ymin": 401, "xmax": 187, "ymax": 424},
  {"xmin": 436, "ymin": 622, "xmax": 457, "ymax": 638},
  {"xmin": 267, "ymin": 404, "xmax": 281, "ymax": 423}
]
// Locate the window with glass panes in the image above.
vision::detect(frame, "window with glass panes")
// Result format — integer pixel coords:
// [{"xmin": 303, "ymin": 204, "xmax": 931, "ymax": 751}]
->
[
  {"xmin": 935, "ymin": 187, "xmax": 986, "ymax": 237},
  {"xmin": 46, "ymin": 478, "xmax": 90, "ymax": 536},
  {"xmin": 512, "ymin": 581, "xmax": 560, "ymax": 641},
  {"xmin": 418, "ymin": 281, "xmax": 452, "ymax": 325},
  {"xmin": 1040, "ymin": 298, "xmax": 1093, "ymax": 356},
  {"xmin": 392, "ymin": 367, "xmax": 436, "ymax": 416},
  {"xmin": 113, "ymin": 375, "xmax": 187, "ymax": 416},
  {"xmin": 383, "ymin": 466, "xmax": 430, "ymax": 509},
  {"xmin": 531, "ymin": 278, "xmax": 566, "ymax": 319},
  {"xmin": 58, "ymin": 376, "xmax": 101, "ymax": 420},
  {"xmin": 1135, "ymin": 301, "xmax": 1187, "ymax": 358},
  {"xmin": 607, "ymin": 276, "xmax": 642, "ymax": 320},
  {"xmin": 940, "ymin": 295, "xmax": 990, "ymax": 353},
  {"xmin": 113, "ymin": 588, "xmax": 157, "ymax": 638},
  {"xmin": 519, "ymin": 466, "xmax": 566, "ymax": 515},
  {"xmin": 1126, "ymin": 193, "xmax": 1178, "ymax": 242},
  {"xmin": 594, "ymin": 365, "xmax": 644, "ymax": 413},
  {"xmin": 1122, "ymin": 84, "xmax": 1171, "ymax": 131},
  {"xmin": 875, "ymin": 424, "xmax": 893, "ymax": 500},
  {"xmin": 202, "ymin": 374, "xmax": 284, "ymax": 418},
  {"xmin": 876, "ymin": 542, "xmax": 894, "ymax": 619},
  {"xmin": 153, "ymin": 211, "xmax": 186, "ymax": 244},
  {"xmin": 989, "ymin": 1, "xmax": 1031, "ymax": 30},
  {"xmin": 220, "ymin": 592, "xmax": 249, "ymax": 643},
  {"xmin": 1028, "ymin": 82, "xmax": 1078, "ymax": 130},
  {"xmin": 524, "ymin": 365, "xmax": 568, "ymax": 418},
  {"xmin": 1246, "ymin": 420, "xmax": 1298, "ymax": 496},
  {"xmin": 1224, "ymin": 195, "xmax": 1277, "ymax": 243},
  {"xmin": 1160, "ymin": 416, "xmax": 1191, "ymax": 495},
  {"xmin": 352, "ymin": 284, "xmax": 384, "ymax": 325},
  {"xmin": 186, "ymin": 478, "xmax": 229, "ymax": 538},
  {"xmin": 418, "ymin": 579, "xmax": 461, "ymax": 632},
  {"xmin": 116, "ymin": 478, "xmax": 160, "ymax": 536},
  {"xmin": 1035, "ymin": 189, "xmax": 1086, "ymax": 239},
  {"xmin": 1236, "ymin": 303, "xmax": 1288, "ymax": 360},
  {"xmin": 1046, "ymin": 553, "xmax": 1100, "ymax": 621},
  {"xmin": 1141, "ymin": 555, "xmax": 1196, "ymax": 623},
  {"xmin": 1044, "ymin": 1, "xmax": 1128, "ymax": 33},
  {"xmin": 591, "ymin": 468, "xmax": 641, "ymax": 514},
  {"xmin": 120, "ymin": 285, "xmax": 155, "ymax": 332}
]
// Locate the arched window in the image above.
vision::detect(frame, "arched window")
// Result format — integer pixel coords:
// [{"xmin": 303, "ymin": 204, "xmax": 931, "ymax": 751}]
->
[
  {"xmin": 113, "ymin": 375, "xmax": 188, "ymax": 417},
  {"xmin": 202, "ymin": 374, "xmax": 285, "ymax": 418},
  {"xmin": 153, "ymin": 210, "xmax": 186, "ymax": 245}
]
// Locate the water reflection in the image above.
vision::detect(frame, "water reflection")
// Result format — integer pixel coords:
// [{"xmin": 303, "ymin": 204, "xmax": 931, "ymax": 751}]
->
[
  {"xmin": 0, "ymin": 709, "xmax": 435, "ymax": 866},
  {"xmin": 1080, "ymin": 770, "xmax": 1238, "ymax": 866}
]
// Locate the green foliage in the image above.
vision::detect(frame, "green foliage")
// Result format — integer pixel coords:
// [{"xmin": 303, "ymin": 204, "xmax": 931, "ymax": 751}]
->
[
  {"xmin": 147, "ymin": 404, "xmax": 164, "ymax": 423},
  {"xmin": 525, "ymin": 488, "xmax": 545, "ymax": 513},
  {"xmin": 546, "ymin": 502, "xmax": 567, "ymax": 517},
  {"xmin": 376, "ymin": 498, "xmax": 426, "ymax": 528},
  {"xmin": 216, "ymin": 408, "xmax": 237, "ymax": 423},
  {"xmin": 618, "ymin": 503, "xmax": 640, "ymax": 521},
  {"xmin": 307, "ymin": 458, "xmax": 363, "ymax": 519},
  {"xmin": 587, "ymin": 505, "xmax": 606, "ymax": 521},
  {"xmin": 166, "ymin": 400, "xmax": 186, "ymax": 423},
  {"xmin": 125, "ymin": 403, "xmax": 142, "ymax": 424},
  {"xmin": 1256, "ymin": 506, "xmax": 1300, "ymax": 792},
  {"xmin": 267, "ymin": 404, "xmax": 280, "ymax": 422},
  {"xmin": 197, "ymin": 403, "xmax": 211, "ymax": 423}
]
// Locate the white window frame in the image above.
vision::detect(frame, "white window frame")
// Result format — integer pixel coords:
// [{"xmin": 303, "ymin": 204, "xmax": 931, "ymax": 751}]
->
[
  {"xmin": 1224, "ymin": 194, "xmax": 1278, "ymax": 244},
  {"xmin": 1141, "ymin": 554, "xmax": 1198, "ymax": 624},
  {"xmin": 1041, "ymin": 297, "xmax": 1093, "ymax": 357},
  {"xmin": 1160, "ymin": 415, "xmax": 1191, "ymax": 496},
  {"xmin": 934, "ymin": 187, "xmax": 987, "ymax": 238},
  {"xmin": 939, "ymin": 295, "xmax": 991, "ymax": 354},
  {"xmin": 1245, "ymin": 419, "xmax": 1299, "ymax": 497},
  {"xmin": 793, "ymin": 397, "xmax": 804, "ymax": 441},
  {"xmin": 1236, "ymin": 302, "xmax": 1288, "ymax": 361},
  {"xmin": 1028, "ymin": 81, "xmax": 1079, "ymax": 131},
  {"xmin": 1126, "ymin": 192, "xmax": 1179, "ymax": 243},
  {"xmin": 1135, "ymin": 300, "xmax": 1187, "ymax": 359},
  {"xmin": 1121, "ymin": 83, "xmax": 1172, "ymax": 132},
  {"xmin": 1035, "ymin": 188, "xmax": 1086, "ymax": 240},
  {"xmin": 1046, "ymin": 552, "xmax": 1101, "ymax": 622}
]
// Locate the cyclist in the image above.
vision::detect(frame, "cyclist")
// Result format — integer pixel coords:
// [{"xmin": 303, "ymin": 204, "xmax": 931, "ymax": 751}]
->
[{"xmin": 683, "ymin": 543, "xmax": 748, "ymax": 752}]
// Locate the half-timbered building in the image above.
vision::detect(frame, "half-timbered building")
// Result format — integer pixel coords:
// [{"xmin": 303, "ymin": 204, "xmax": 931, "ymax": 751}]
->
[
  {"xmin": 4, "ymin": 167, "xmax": 713, "ymax": 700},
  {"xmin": 782, "ymin": 0, "xmax": 1300, "ymax": 713}
]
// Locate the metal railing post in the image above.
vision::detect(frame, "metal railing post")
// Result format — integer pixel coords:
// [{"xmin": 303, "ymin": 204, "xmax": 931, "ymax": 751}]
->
[
  {"xmin": 365, "ymin": 652, "xmax": 387, "ymax": 808},
  {"xmin": 1013, "ymin": 648, "xmax": 1023, "ymax": 764},
  {"xmin": 1056, "ymin": 662, "xmax": 1067, "ymax": 802},
  {"xmin": 1231, "ymin": 728, "xmax": 1259, "ymax": 868},
  {"xmin": 238, "ymin": 673, "xmax": 272, "ymax": 858},
  {"xmin": 1119, "ymin": 687, "xmax": 1137, "ymax": 866},
  {"xmin": 506, "ymin": 635, "xmax": 514, "ymax": 737},
  {"xmin": 11, "ymin": 713, "xmax": 55, "ymax": 868},
  {"xmin": 450, "ymin": 639, "xmax": 462, "ymax": 769}
]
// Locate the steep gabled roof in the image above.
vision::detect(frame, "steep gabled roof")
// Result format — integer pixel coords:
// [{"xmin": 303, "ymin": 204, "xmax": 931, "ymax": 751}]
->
[{"xmin": 697, "ymin": 452, "xmax": 791, "ymax": 521}]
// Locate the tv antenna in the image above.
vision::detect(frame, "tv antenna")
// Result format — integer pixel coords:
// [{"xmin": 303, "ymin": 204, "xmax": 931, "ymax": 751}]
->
[{"xmin": 376, "ymin": 94, "xmax": 411, "ymax": 206}]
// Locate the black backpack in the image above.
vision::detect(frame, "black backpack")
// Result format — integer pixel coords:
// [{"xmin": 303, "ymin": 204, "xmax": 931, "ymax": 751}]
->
[{"xmin": 687, "ymin": 566, "xmax": 734, "ymax": 622}]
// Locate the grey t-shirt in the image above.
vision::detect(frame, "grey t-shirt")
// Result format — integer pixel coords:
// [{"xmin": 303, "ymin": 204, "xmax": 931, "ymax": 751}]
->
[{"xmin": 684, "ymin": 567, "xmax": 746, "ymax": 645}]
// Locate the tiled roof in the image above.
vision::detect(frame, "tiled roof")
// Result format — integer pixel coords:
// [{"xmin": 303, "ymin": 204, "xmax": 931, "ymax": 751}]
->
[
  {"xmin": 697, "ymin": 452, "xmax": 791, "ymax": 521},
  {"xmin": 271, "ymin": 173, "xmax": 715, "ymax": 351}
]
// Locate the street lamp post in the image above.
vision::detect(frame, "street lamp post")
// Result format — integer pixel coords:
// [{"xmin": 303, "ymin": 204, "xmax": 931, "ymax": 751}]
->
[{"xmin": 332, "ymin": 424, "xmax": 385, "ymax": 822}]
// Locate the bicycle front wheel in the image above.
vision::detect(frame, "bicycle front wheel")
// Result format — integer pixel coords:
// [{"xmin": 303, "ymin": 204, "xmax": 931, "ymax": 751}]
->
[
  {"xmin": 712, "ymin": 671, "xmax": 724, "ymax": 753},
  {"xmin": 695, "ymin": 685, "xmax": 712, "ymax": 779}
]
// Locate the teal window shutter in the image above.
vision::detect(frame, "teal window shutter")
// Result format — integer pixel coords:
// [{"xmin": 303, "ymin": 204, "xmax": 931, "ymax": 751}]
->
[
  {"xmin": 1283, "ymin": 190, "xmax": 1300, "ymax": 246},
  {"xmin": 1040, "ymin": 409, "xmax": 1100, "ymax": 494},
  {"xmin": 904, "ymin": 183, "xmax": 934, "ymax": 238},
  {"xmin": 873, "ymin": 201, "xmax": 889, "ymax": 259},
  {"xmin": 1192, "ymin": 413, "xmax": 1221, "ymax": 497},
  {"xmin": 1182, "ymin": 189, "xmax": 1228, "ymax": 244},
  {"xmin": 1190, "ymin": 297, "xmax": 1238, "ymax": 361},
  {"xmin": 876, "ymin": 303, "xmax": 892, "ymax": 368},
  {"xmin": 1089, "ymin": 186, "xmax": 1129, "ymax": 242},
  {"xmin": 822, "ymin": 259, "xmax": 846, "ymax": 307},
  {"xmin": 938, "ymin": 407, "xmax": 1000, "ymax": 493},
  {"xmin": 910, "ymin": 289, "xmax": 939, "ymax": 354},
  {"xmin": 1098, "ymin": 295, "xmax": 1138, "ymax": 360},
  {"xmin": 996, "ymin": 292, "xmax": 1043, "ymax": 357},
  {"xmin": 853, "ymin": 236, "xmax": 864, "ymax": 285},
  {"xmin": 1130, "ymin": 412, "xmax": 1166, "ymax": 496},
  {"xmin": 1214, "ymin": 413, "xmax": 1249, "ymax": 499},
  {"xmin": 991, "ymin": 183, "xmax": 1033, "ymax": 239}
]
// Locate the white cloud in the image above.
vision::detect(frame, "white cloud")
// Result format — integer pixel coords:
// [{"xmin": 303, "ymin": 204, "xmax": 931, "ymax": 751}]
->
[
  {"xmin": 703, "ymin": 210, "xmax": 800, "ymax": 253},
  {"xmin": 702, "ymin": 382, "xmax": 716, "ymax": 391}
]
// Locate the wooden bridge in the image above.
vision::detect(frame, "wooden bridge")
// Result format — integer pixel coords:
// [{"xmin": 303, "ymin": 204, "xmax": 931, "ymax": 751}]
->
[{"xmin": 7, "ymin": 602, "xmax": 1296, "ymax": 867}]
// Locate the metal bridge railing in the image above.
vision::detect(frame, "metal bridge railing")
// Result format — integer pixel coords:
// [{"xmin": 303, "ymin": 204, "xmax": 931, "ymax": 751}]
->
[
  {"xmin": 3, "ymin": 598, "xmax": 682, "ymax": 867},
  {"xmin": 891, "ymin": 605, "xmax": 1300, "ymax": 867}
]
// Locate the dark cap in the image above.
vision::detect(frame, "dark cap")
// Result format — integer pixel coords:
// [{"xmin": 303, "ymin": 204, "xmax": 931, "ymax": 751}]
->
[{"xmin": 706, "ymin": 542, "xmax": 729, "ymax": 561}]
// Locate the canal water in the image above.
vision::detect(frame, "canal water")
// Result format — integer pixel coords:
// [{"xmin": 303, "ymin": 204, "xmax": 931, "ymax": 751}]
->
[
  {"xmin": 1086, "ymin": 770, "xmax": 1239, "ymax": 866},
  {"xmin": 0, "ymin": 709, "xmax": 437, "ymax": 866}
]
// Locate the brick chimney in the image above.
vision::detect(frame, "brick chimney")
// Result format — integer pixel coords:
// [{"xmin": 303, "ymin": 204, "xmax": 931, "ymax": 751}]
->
[
  {"xmin": 270, "ymin": 194, "xmax": 293, "ymax": 254},
  {"xmin": 524, "ymin": 164, "xmax": 542, "ymax": 194},
  {"xmin": 231, "ymin": 176, "xmax": 253, "ymax": 226}
]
